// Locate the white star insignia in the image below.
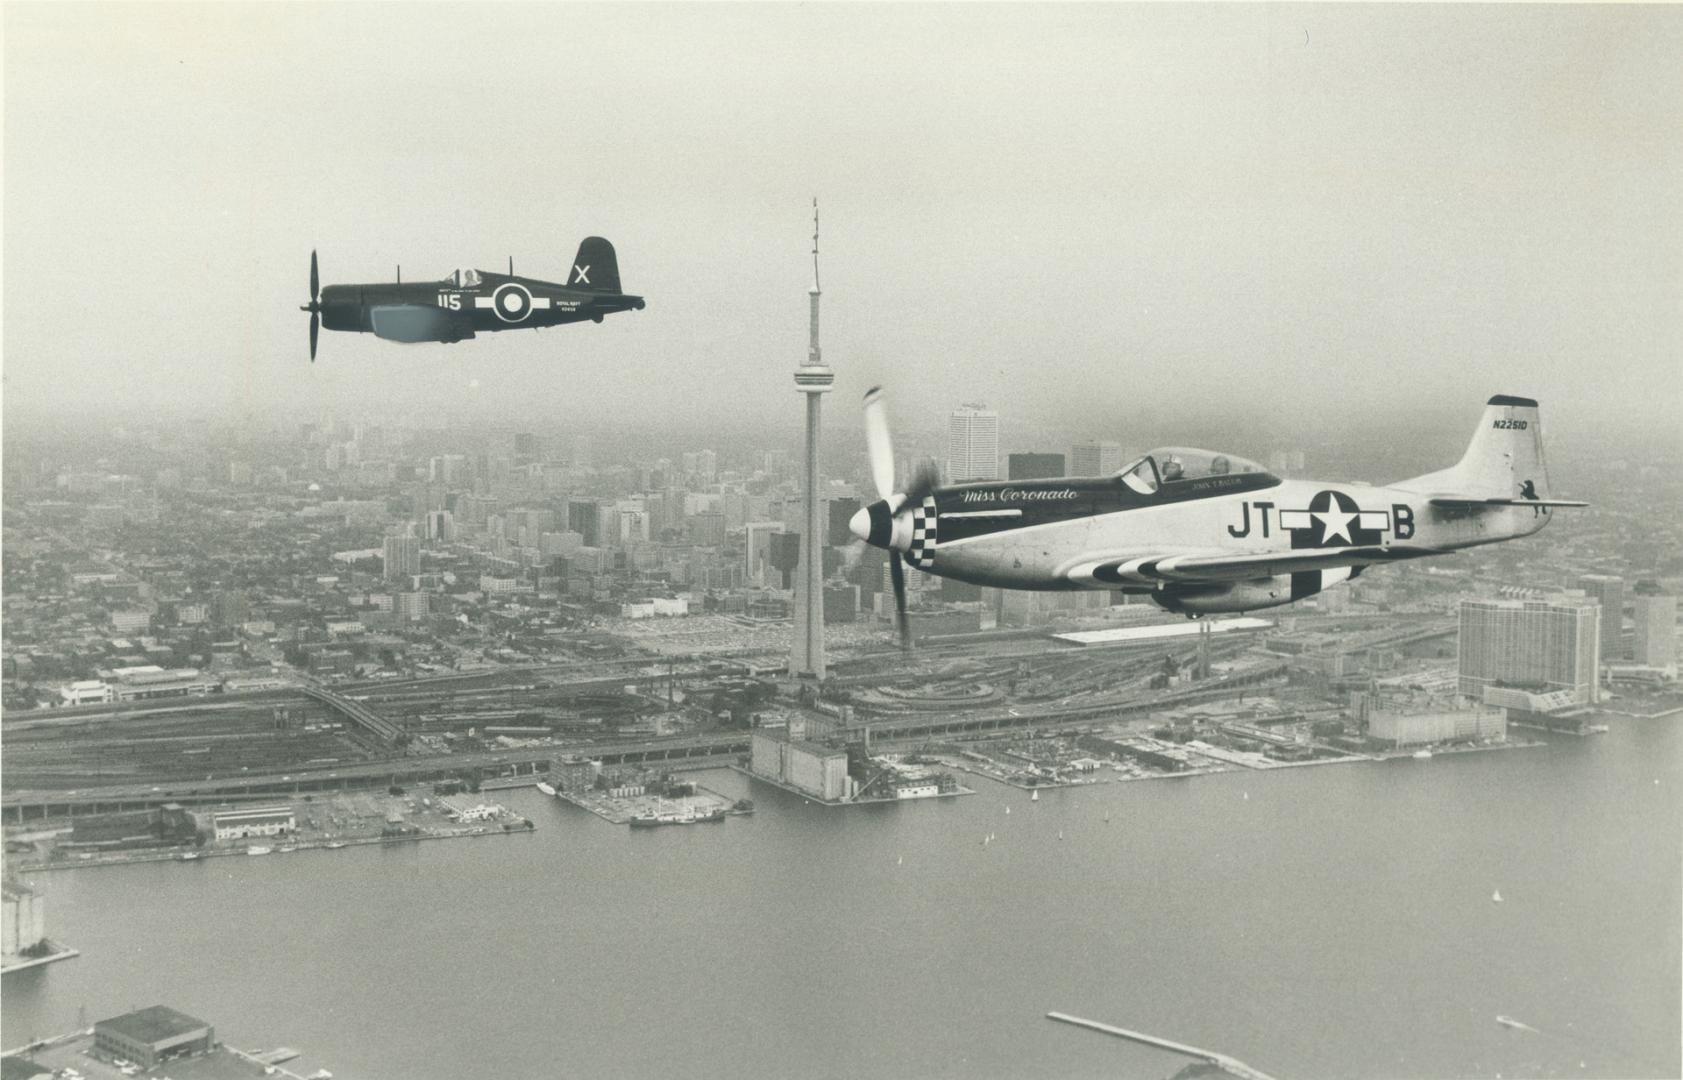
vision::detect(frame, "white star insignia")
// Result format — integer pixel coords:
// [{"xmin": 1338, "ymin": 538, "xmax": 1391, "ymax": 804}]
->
[{"xmin": 1312, "ymin": 506, "xmax": 1357, "ymax": 544}]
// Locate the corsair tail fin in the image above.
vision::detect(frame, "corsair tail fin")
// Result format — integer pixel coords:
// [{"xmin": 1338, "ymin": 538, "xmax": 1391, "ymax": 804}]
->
[
  {"xmin": 1398, "ymin": 394, "xmax": 1555, "ymax": 501},
  {"xmin": 567, "ymin": 237, "xmax": 622, "ymax": 294}
]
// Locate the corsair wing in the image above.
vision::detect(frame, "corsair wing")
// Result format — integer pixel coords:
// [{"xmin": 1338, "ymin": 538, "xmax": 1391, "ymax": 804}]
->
[{"xmin": 369, "ymin": 305, "xmax": 475, "ymax": 344}]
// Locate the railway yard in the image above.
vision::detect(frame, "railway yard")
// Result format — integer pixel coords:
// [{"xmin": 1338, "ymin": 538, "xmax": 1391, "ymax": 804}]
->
[{"xmin": 3, "ymin": 614, "xmax": 1461, "ymax": 835}]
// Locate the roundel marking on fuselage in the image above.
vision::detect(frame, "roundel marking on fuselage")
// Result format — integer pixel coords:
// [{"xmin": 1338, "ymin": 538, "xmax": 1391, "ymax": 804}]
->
[{"xmin": 491, "ymin": 283, "xmax": 534, "ymax": 323}]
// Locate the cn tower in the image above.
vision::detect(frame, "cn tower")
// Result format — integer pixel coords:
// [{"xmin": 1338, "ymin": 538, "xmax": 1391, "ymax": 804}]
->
[{"xmin": 790, "ymin": 199, "xmax": 833, "ymax": 679}]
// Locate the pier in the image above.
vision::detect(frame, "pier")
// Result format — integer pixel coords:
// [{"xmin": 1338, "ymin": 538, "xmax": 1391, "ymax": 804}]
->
[{"xmin": 1047, "ymin": 1011, "xmax": 1280, "ymax": 1080}]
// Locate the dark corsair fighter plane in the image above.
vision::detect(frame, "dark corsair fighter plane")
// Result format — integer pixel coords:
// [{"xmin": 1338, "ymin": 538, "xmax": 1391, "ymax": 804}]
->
[
  {"xmin": 851, "ymin": 388, "xmax": 1585, "ymax": 645},
  {"xmin": 299, "ymin": 237, "xmax": 644, "ymax": 360}
]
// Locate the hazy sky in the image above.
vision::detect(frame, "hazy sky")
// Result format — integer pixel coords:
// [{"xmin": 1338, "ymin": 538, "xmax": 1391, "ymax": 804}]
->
[{"xmin": 5, "ymin": 3, "xmax": 1680, "ymax": 444}]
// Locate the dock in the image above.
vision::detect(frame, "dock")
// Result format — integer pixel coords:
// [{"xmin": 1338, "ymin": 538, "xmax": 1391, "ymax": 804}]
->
[{"xmin": 1046, "ymin": 1011, "xmax": 1280, "ymax": 1080}]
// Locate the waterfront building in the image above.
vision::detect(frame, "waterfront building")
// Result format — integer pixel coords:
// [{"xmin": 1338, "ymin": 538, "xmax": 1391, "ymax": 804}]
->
[
  {"xmin": 211, "ymin": 806, "xmax": 295, "ymax": 841},
  {"xmin": 1631, "ymin": 592, "xmax": 1677, "ymax": 670},
  {"xmin": 1457, "ymin": 595, "xmax": 1600, "ymax": 705},
  {"xmin": 1368, "ymin": 704, "xmax": 1506, "ymax": 747},
  {"xmin": 2, "ymin": 880, "xmax": 47, "ymax": 961},
  {"xmin": 93, "ymin": 1006, "xmax": 214, "ymax": 1069},
  {"xmin": 1578, "ymin": 574, "xmax": 1627, "ymax": 660},
  {"xmin": 550, "ymin": 757, "xmax": 601, "ymax": 794},
  {"xmin": 947, "ymin": 404, "xmax": 1000, "ymax": 482},
  {"xmin": 791, "ymin": 201, "xmax": 833, "ymax": 679},
  {"xmin": 1069, "ymin": 439, "xmax": 1123, "ymax": 477},
  {"xmin": 1008, "ymin": 452, "xmax": 1065, "ymax": 480},
  {"xmin": 750, "ymin": 728, "xmax": 850, "ymax": 801}
]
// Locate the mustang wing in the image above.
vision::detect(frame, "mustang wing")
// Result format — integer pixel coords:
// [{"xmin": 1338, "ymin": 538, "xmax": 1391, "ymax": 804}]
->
[
  {"xmin": 369, "ymin": 305, "xmax": 475, "ymax": 344},
  {"xmin": 1066, "ymin": 546, "xmax": 1449, "ymax": 587}
]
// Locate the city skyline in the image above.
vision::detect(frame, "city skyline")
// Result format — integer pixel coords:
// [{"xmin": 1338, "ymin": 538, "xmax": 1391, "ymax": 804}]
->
[{"xmin": 4, "ymin": 5, "xmax": 1681, "ymax": 439}]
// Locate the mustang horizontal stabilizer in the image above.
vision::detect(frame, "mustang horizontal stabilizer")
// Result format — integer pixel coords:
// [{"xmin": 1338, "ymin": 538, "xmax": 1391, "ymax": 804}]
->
[
  {"xmin": 1428, "ymin": 496, "xmax": 1588, "ymax": 509},
  {"xmin": 369, "ymin": 305, "xmax": 474, "ymax": 344}
]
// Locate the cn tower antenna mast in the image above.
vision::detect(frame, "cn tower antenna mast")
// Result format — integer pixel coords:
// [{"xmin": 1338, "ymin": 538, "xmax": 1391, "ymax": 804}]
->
[{"xmin": 791, "ymin": 198, "xmax": 833, "ymax": 679}]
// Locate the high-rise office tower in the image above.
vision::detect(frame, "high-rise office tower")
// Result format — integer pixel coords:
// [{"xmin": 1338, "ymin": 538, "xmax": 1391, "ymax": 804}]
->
[
  {"xmin": 1631, "ymin": 593, "xmax": 1677, "ymax": 669},
  {"xmin": 1577, "ymin": 574, "xmax": 1627, "ymax": 661},
  {"xmin": 382, "ymin": 528, "xmax": 420, "ymax": 581},
  {"xmin": 1457, "ymin": 595, "xmax": 1601, "ymax": 705},
  {"xmin": 1008, "ymin": 453, "xmax": 1065, "ymax": 481},
  {"xmin": 947, "ymin": 404, "xmax": 1000, "ymax": 482},
  {"xmin": 1070, "ymin": 439, "xmax": 1123, "ymax": 477},
  {"xmin": 790, "ymin": 201, "xmax": 832, "ymax": 679}
]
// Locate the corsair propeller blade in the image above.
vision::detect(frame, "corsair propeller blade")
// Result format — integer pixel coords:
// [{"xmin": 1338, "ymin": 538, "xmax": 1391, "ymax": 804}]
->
[
  {"xmin": 863, "ymin": 385, "xmax": 896, "ymax": 501},
  {"xmin": 889, "ymin": 550, "xmax": 911, "ymax": 651},
  {"xmin": 303, "ymin": 250, "xmax": 322, "ymax": 363}
]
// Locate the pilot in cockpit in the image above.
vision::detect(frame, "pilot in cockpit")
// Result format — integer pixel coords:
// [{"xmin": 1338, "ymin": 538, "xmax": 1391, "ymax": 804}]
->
[{"xmin": 1160, "ymin": 457, "xmax": 1184, "ymax": 481}]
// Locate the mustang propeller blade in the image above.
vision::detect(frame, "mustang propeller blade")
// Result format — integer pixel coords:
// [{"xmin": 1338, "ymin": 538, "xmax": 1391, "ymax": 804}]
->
[
  {"xmin": 889, "ymin": 551, "xmax": 911, "ymax": 651},
  {"xmin": 862, "ymin": 385, "xmax": 936, "ymax": 652},
  {"xmin": 863, "ymin": 385, "xmax": 897, "ymax": 501}
]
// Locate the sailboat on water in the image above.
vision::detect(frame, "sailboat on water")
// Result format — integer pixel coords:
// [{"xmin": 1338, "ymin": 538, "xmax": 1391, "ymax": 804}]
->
[{"xmin": 1492, "ymin": 889, "xmax": 1504, "ymax": 903}]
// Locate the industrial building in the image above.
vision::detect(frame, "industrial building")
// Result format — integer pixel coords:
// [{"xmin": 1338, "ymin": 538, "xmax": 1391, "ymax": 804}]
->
[
  {"xmin": 2, "ymin": 880, "xmax": 46, "ymax": 961},
  {"xmin": 211, "ymin": 806, "xmax": 295, "ymax": 841},
  {"xmin": 1367, "ymin": 704, "xmax": 1506, "ymax": 747},
  {"xmin": 750, "ymin": 729, "xmax": 851, "ymax": 801},
  {"xmin": 93, "ymin": 1006, "xmax": 214, "ymax": 1068},
  {"xmin": 550, "ymin": 756, "xmax": 601, "ymax": 794},
  {"xmin": 102, "ymin": 665, "xmax": 219, "ymax": 701}
]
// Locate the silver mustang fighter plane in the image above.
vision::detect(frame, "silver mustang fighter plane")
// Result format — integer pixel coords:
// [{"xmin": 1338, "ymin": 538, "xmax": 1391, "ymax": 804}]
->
[{"xmin": 850, "ymin": 389, "xmax": 1584, "ymax": 644}]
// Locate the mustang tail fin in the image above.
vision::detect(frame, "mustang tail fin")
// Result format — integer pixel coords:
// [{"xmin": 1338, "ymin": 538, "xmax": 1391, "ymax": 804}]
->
[
  {"xmin": 567, "ymin": 237, "xmax": 622, "ymax": 294},
  {"xmin": 1399, "ymin": 394, "xmax": 1558, "ymax": 501}
]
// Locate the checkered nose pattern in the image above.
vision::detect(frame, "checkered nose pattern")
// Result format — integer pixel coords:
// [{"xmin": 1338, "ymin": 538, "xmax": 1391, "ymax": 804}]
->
[{"xmin": 904, "ymin": 496, "xmax": 938, "ymax": 569}]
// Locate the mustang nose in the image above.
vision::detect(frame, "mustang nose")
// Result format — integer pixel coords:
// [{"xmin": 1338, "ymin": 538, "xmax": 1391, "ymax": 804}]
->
[
  {"xmin": 849, "ymin": 505, "xmax": 873, "ymax": 544},
  {"xmin": 851, "ymin": 500, "xmax": 895, "ymax": 549}
]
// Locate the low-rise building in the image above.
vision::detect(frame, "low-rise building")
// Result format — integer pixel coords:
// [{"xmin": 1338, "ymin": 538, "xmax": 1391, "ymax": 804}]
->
[
  {"xmin": 58, "ymin": 679, "xmax": 112, "ymax": 706},
  {"xmin": 93, "ymin": 1006, "xmax": 214, "ymax": 1068},
  {"xmin": 1368, "ymin": 704, "xmax": 1506, "ymax": 747},
  {"xmin": 211, "ymin": 806, "xmax": 295, "ymax": 841}
]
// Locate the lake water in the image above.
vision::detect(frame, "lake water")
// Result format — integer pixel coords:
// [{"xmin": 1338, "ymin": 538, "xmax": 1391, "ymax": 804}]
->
[{"xmin": 5, "ymin": 719, "xmax": 1678, "ymax": 1079}]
